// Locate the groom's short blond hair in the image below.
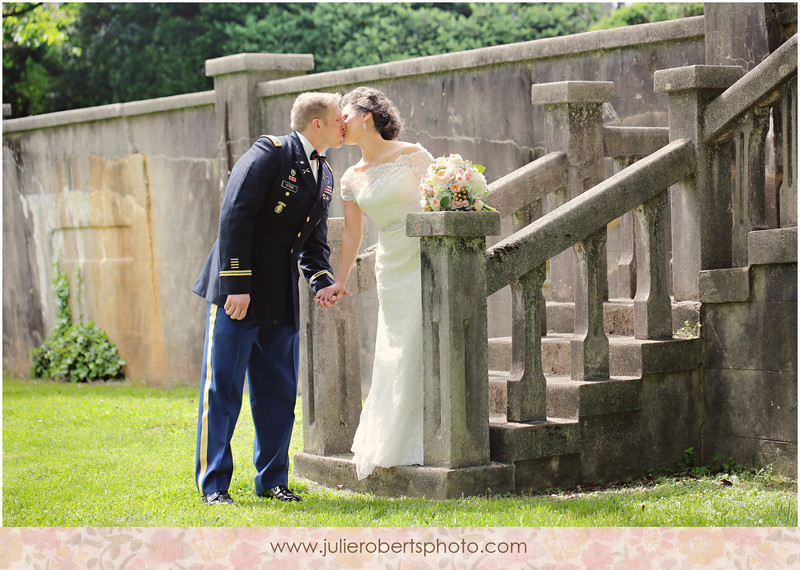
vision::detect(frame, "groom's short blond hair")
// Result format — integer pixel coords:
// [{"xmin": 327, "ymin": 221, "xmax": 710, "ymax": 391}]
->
[{"xmin": 290, "ymin": 92, "xmax": 341, "ymax": 131}]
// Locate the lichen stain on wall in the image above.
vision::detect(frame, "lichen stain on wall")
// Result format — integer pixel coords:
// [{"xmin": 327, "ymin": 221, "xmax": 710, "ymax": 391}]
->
[{"xmin": 23, "ymin": 152, "xmax": 170, "ymax": 382}]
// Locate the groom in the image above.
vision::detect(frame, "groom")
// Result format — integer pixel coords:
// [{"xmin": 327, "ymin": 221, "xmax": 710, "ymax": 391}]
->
[{"xmin": 192, "ymin": 92, "xmax": 345, "ymax": 504}]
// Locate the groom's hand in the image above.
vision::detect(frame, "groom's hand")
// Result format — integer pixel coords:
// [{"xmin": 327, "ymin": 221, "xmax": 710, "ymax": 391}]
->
[
  {"xmin": 314, "ymin": 284, "xmax": 350, "ymax": 308},
  {"xmin": 224, "ymin": 294, "xmax": 250, "ymax": 320}
]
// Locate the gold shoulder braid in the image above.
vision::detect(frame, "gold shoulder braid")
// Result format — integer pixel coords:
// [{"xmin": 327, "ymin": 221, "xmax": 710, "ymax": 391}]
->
[{"xmin": 259, "ymin": 135, "xmax": 282, "ymax": 148}]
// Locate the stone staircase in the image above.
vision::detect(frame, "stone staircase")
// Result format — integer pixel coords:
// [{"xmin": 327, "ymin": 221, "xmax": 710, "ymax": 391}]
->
[{"xmin": 487, "ymin": 299, "xmax": 702, "ymax": 492}]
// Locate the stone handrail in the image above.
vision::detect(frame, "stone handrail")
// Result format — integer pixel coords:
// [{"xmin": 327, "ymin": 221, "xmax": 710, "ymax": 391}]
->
[
  {"xmin": 482, "ymin": 151, "xmax": 568, "ymax": 216},
  {"xmin": 485, "ymin": 138, "xmax": 695, "ymax": 296},
  {"xmin": 703, "ymin": 34, "xmax": 798, "ymax": 142}
]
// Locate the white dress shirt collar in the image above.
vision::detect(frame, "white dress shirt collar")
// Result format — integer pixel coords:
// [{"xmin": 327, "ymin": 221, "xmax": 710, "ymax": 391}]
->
[
  {"xmin": 295, "ymin": 132, "xmax": 317, "ymax": 163},
  {"xmin": 296, "ymin": 132, "xmax": 319, "ymax": 181}
]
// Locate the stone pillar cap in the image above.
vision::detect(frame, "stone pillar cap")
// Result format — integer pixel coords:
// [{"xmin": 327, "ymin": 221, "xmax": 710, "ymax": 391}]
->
[
  {"xmin": 407, "ymin": 211, "xmax": 501, "ymax": 237},
  {"xmin": 205, "ymin": 53, "xmax": 314, "ymax": 77},
  {"xmin": 654, "ymin": 65, "xmax": 745, "ymax": 93},
  {"xmin": 531, "ymin": 81, "xmax": 615, "ymax": 105}
]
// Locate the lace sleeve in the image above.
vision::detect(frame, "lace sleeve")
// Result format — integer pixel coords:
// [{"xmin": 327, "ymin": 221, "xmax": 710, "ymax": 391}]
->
[
  {"xmin": 340, "ymin": 169, "xmax": 356, "ymax": 202},
  {"xmin": 407, "ymin": 146, "xmax": 434, "ymax": 180}
]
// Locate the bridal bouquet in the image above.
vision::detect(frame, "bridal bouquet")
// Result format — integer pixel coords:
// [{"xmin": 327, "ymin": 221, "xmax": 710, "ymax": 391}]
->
[{"xmin": 419, "ymin": 153, "xmax": 495, "ymax": 212}]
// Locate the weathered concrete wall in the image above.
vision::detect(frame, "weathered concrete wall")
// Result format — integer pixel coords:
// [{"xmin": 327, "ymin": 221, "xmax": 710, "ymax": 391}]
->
[
  {"xmin": 3, "ymin": 93, "xmax": 221, "ymax": 385},
  {"xmin": 700, "ymin": 229, "xmax": 798, "ymax": 476},
  {"xmin": 3, "ymin": 17, "xmax": 705, "ymax": 385}
]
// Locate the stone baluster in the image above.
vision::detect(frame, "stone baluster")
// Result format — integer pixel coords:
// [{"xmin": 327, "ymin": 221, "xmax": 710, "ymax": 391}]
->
[
  {"xmin": 407, "ymin": 210, "xmax": 501, "ymax": 468},
  {"xmin": 507, "ymin": 264, "xmax": 547, "ymax": 422},
  {"xmin": 532, "ymin": 81, "xmax": 614, "ymax": 303},
  {"xmin": 654, "ymin": 65, "xmax": 745, "ymax": 300},
  {"xmin": 779, "ymin": 80, "xmax": 797, "ymax": 227},
  {"xmin": 511, "ymin": 207, "xmax": 547, "ymax": 336},
  {"xmin": 615, "ymin": 157, "xmax": 637, "ymax": 299},
  {"xmin": 732, "ymin": 106, "xmax": 771, "ymax": 266},
  {"xmin": 633, "ymin": 193, "xmax": 673, "ymax": 340},
  {"xmin": 299, "ymin": 218, "xmax": 362, "ymax": 456},
  {"xmin": 571, "ymin": 229, "xmax": 610, "ymax": 381}
]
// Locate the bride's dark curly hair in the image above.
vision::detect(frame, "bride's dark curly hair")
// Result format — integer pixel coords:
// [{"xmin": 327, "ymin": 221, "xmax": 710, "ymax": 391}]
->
[{"xmin": 342, "ymin": 86, "xmax": 403, "ymax": 141}]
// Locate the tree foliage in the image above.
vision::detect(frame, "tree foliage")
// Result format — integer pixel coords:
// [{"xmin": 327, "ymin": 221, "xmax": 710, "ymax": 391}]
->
[
  {"xmin": 589, "ymin": 2, "xmax": 703, "ymax": 31},
  {"xmin": 4, "ymin": 2, "xmax": 612, "ymax": 117},
  {"xmin": 2, "ymin": 2, "xmax": 80, "ymax": 116}
]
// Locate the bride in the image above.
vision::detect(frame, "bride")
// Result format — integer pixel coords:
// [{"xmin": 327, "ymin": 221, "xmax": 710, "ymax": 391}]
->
[{"xmin": 315, "ymin": 86, "xmax": 433, "ymax": 480}]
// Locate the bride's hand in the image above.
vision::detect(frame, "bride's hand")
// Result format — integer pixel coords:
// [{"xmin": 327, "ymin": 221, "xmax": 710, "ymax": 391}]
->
[{"xmin": 314, "ymin": 283, "xmax": 350, "ymax": 308}]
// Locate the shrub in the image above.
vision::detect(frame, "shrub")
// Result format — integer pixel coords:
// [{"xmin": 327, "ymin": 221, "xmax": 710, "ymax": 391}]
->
[{"xmin": 30, "ymin": 260, "xmax": 125, "ymax": 382}]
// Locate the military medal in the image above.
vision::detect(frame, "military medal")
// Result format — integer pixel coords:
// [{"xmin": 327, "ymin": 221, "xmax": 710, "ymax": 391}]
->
[{"xmin": 275, "ymin": 201, "xmax": 286, "ymax": 214}]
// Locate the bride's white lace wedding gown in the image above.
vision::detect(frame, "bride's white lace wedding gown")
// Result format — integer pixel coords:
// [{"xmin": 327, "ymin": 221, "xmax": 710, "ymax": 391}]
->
[{"xmin": 340, "ymin": 146, "xmax": 434, "ymax": 480}]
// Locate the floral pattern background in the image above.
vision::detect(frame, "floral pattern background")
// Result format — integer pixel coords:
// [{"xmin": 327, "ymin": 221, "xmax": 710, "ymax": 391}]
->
[{"xmin": 1, "ymin": 527, "xmax": 798, "ymax": 569}]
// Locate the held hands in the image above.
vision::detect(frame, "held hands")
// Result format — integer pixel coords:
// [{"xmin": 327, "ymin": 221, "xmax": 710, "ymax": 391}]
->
[
  {"xmin": 314, "ymin": 283, "xmax": 350, "ymax": 308},
  {"xmin": 224, "ymin": 294, "xmax": 250, "ymax": 320}
]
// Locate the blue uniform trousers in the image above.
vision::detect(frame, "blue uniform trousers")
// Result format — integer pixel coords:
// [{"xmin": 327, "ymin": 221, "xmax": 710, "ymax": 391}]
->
[{"xmin": 195, "ymin": 302, "xmax": 299, "ymax": 496}]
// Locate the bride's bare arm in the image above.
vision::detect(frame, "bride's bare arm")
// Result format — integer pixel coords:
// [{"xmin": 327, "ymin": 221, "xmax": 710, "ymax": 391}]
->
[{"xmin": 314, "ymin": 199, "xmax": 364, "ymax": 307}]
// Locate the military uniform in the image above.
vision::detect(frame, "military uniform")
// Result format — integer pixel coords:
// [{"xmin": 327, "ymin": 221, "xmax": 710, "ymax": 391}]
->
[{"xmin": 193, "ymin": 131, "xmax": 335, "ymax": 497}]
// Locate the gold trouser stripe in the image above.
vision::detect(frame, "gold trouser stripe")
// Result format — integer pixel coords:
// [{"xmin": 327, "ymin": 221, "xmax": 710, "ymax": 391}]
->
[{"xmin": 196, "ymin": 303, "xmax": 218, "ymax": 493}]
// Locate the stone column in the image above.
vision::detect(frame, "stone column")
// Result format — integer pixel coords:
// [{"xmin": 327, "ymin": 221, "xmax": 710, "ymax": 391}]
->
[
  {"xmin": 299, "ymin": 218, "xmax": 362, "ymax": 456},
  {"xmin": 531, "ymin": 81, "xmax": 614, "ymax": 302},
  {"xmin": 205, "ymin": 53, "xmax": 314, "ymax": 174},
  {"xmin": 732, "ymin": 106, "xmax": 771, "ymax": 266},
  {"xmin": 407, "ymin": 211, "xmax": 501, "ymax": 468},
  {"xmin": 615, "ymin": 158, "xmax": 637, "ymax": 299},
  {"xmin": 654, "ymin": 65, "xmax": 745, "ymax": 300},
  {"xmin": 779, "ymin": 80, "xmax": 797, "ymax": 227},
  {"xmin": 633, "ymin": 193, "xmax": 673, "ymax": 340},
  {"xmin": 508, "ymin": 264, "xmax": 547, "ymax": 422},
  {"xmin": 571, "ymin": 229, "xmax": 610, "ymax": 381}
]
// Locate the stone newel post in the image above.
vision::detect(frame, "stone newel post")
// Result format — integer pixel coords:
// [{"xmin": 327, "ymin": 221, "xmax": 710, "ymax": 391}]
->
[
  {"xmin": 654, "ymin": 65, "xmax": 744, "ymax": 300},
  {"xmin": 407, "ymin": 210, "xmax": 501, "ymax": 469},
  {"xmin": 205, "ymin": 53, "xmax": 314, "ymax": 173},
  {"xmin": 299, "ymin": 218, "xmax": 362, "ymax": 457},
  {"xmin": 532, "ymin": 81, "xmax": 614, "ymax": 302}
]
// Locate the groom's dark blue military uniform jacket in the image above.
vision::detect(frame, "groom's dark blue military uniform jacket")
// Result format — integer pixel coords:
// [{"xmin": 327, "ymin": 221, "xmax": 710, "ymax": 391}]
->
[{"xmin": 193, "ymin": 132, "xmax": 335, "ymax": 330}]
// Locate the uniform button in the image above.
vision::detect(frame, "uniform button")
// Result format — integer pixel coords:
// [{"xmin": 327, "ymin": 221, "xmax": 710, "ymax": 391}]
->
[
  {"xmin": 290, "ymin": 249, "xmax": 293, "ymax": 254},
  {"xmin": 285, "ymin": 192, "xmax": 290, "ymax": 196},
  {"xmin": 306, "ymin": 217, "xmax": 310, "ymax": 222},
  {"xmin": 297, "ymin": 232, "xmax": 301, "ymax": 237}
]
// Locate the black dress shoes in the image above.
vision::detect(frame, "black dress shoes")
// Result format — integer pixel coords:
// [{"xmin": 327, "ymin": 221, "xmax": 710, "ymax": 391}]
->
[
  {"xmin": 261, "ymin": 484, "xmax": 302, "ymax": 502},
  {"xmin": 204, "ymin": 490, "xmax": 235, "ymax": 504}
]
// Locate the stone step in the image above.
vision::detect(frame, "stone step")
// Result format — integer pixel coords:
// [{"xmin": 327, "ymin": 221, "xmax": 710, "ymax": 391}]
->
[
  {"xmin": 489, "ymin": 332, "xmax": 701, "ymax": 377},
  {"xmin": 546, "ymin": 299, "xmax": 700, "ymax": 336},
  {"xmin": 489, "ymin": 371, "xmax": 642, "ymax": 419},
  {"xmin": 489, "ymin": 334, "xmax": 646, "ymax": 376},
  {"xmin": 489, "ymin": 416, "xmax": 580, "ymax": 462}
]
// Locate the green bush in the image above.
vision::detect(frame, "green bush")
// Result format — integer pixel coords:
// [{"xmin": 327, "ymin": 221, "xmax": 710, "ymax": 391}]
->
[{"xmin": 30, "ymin": 260, "xmax": 125, "ymax": 382}]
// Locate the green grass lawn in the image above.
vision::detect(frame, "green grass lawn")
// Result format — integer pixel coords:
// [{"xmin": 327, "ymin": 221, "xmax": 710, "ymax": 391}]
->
[{"xmin": 2, "ymin": 372, "xmax": 796, "ymax": 527}]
